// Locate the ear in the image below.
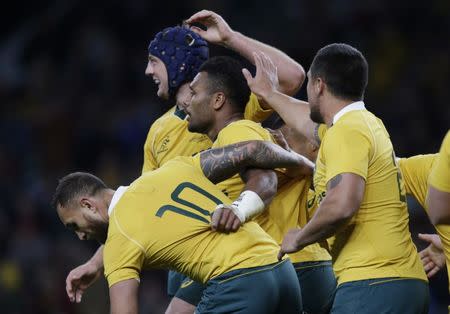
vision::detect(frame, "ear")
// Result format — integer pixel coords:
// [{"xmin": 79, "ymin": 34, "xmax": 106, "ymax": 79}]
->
[
  {"xmin": 80, "ymin": 198, "xmax": 96, "ymax": 212},
  {"xmin": 211, "ymin": 92, "xmax": 226, "ymax": 110},
  {"xmin": 315, "ymin": 77, "xmax": 325, "ymax": 96}
]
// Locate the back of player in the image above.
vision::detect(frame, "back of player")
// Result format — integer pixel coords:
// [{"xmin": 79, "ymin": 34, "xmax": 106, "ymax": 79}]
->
[{"xmin": 104, "ymin": 156, "xmax": 302, "ymax": 314}]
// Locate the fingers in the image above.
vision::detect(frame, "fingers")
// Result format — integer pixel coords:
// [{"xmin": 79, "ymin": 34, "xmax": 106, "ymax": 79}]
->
[
  {"xmin": 211, "ymin": 205, "xmax": 241, "ymax": 232},
  {"xmin": 277, "ymin": 249, "xmax": 285, "ymax": 261},
  {"xmin": 418, "ymin": 233, "xmax": 433, "ymax": 243},
  {"xmin": 189, "ymin": 25, "xmax": 206, "ymax": 37},
  {"xmin": 211, "ymin": 206, "xmax": 223, "ymax": 231},
  {"xmin": 66, "ymin": 272, "xmax": 79, "ymax": 302},
  {"xmin": 242, "ymin": 68, "xmax": 253, "ymax": 84},
  {"xmin": 75, "ymin": 289, "xmax": 84, "ymax": 303},
  {"xmin": 427, "ymin": 265, "xmax": 440, "ymax": 278},
  {"xmin": 185, "ymin": 10, "xmax": 213, "ymax": 24},
  {"xmin": 423, "ymin": 260, "xmax": 436, "ymax": 273}
]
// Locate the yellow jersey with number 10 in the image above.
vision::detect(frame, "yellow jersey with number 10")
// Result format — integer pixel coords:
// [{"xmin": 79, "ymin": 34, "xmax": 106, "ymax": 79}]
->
[{"xmin": 104, "ymin": 156, "xmax": 280, "ymax": 288}]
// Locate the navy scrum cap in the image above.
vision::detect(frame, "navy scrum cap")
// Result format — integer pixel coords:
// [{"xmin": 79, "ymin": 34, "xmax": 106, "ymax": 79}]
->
[{"xmin": 148, "ymin": 26, "xmax": 209, "ymax": 96}]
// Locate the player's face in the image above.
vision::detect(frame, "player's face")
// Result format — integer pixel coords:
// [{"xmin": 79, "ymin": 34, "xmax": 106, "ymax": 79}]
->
[
  {"xmin": 306, "ymin": 71, "xmax": 325, "ymax": 124},
  {"xmin": 186, "ymin": 72, "xmax": 214, "ymax": 134},
  {"xmin": 57, "ymin": 200, "xmax": 108, "ymax": 244},
  {"xmin": 145, "ymin": 54, "xmax": 169, "ymax": 99}
]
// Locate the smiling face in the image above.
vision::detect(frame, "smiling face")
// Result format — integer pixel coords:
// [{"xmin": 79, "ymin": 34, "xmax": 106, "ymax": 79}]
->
[
  {"xmin": 185, "ymin": 72, "xmax": 215, "ymax": 135},
  {"xmin": 145, "ymin": 54, "xmax": 169, "ymax": 99},
  {"xmin": 56, "ymin": 197, "xmax": 109, "ymax": 244}
]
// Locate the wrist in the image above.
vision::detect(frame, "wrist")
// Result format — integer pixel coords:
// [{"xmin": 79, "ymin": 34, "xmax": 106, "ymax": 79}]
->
[
  {"xmin": 222, "ymin": 30, "xmax": 239, "ymax": 49},
  {"xmin": 231, "ymin": 190, "xmax": 265, "ymax": 223}
]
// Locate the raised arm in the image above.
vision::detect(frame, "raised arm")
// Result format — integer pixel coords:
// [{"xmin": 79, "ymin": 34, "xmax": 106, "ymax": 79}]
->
[
  {"xmin": 242, "ymin": 52, "xmax": 321, "ymax": 146},
  {"xmin": 199, "ymin": 140, "xmax": 313, "ymax": 184},
  {"xmin": 186, "ymin": 10, "xmax": 305, "ymax": 96}
]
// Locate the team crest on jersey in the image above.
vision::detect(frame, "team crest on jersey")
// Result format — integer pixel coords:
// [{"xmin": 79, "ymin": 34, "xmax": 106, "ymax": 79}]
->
[{"xmin": 157, "ymin": 136, "xmax": 170, "ymax": 154}]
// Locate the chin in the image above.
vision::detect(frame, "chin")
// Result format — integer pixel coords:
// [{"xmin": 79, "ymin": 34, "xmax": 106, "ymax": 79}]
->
[{"xmin": 157, "ymin": 88, "xmax": 169, "ymax": 100}]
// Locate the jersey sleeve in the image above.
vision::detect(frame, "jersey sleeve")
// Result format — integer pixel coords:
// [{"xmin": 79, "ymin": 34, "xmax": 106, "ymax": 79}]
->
[
  {"xmin": 323, "ymin": 126, "xmax": 371, "ymax": 184},
  {"xmin": 244, "ymin": 93, "xmax": 273, "ymax": 123},
  {"xmin": 429, "ymin": 131, "xmax": 450, "ymax": 192},
  {"xmin": 142, "ymin": 127, "xmax": 158, "ymax": 173},
  {"xmin": 103, "ymin": 227, "xmax": 145, "ymax": 287}
]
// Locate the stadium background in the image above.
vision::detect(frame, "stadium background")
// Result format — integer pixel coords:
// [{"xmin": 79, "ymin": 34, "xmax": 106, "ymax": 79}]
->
[{"xmin": 0, "ymin": 0, "xmax": 449, "ymax": 313}]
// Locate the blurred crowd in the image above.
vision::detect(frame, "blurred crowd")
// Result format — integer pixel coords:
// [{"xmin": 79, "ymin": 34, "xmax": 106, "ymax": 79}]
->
[{"xmin": 0, "ymin": 0, "xmax": 449, "ymax": 313}]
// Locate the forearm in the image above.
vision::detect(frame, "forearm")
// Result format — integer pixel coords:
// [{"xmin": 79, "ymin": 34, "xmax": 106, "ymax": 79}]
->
[
  {"xmin": 201, "ymin": 141, "xmax": 308, "ymax": 183},
  {"xmin": 88, "ymin": 245, "xmax": 104, "ymax": 270},
  {"xmin": 263, "ymin": 91, "xmax": 319, "ymax": 146},
  {"xmin": 225, "ymin": 31, "xmax": 305, "ymax": 95},
  {"xmin": 295, "ymin": 197, "xmax": 351, "ymax": 249},
  {"xmin": 240, "ymin": 168, "xmax": 277, "ymax": 207},
  {"xmin": 427, "ymin": 186, "xmax": 450, "ymax": 225}
]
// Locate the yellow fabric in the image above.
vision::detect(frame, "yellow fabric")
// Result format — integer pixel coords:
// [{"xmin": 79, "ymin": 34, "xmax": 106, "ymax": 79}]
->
[
  {"xmin": 317, "ymin": 124, "xmax": 328, "ymax": 142},
  {"xmin": 244, "ymin": 93, "xmax": 273, "ymax": 122},
  {"xmin": 104, "ymin": 156, "xmax": 280, "ymax": 287},
  {"xmin": 142, "ymin": 106, "xmax": 212, "ymax": 173},
  {"xmin": 213, "ymin": 120, "xmax": 274, "ymax": 199},
  {"xmin": 314, "ymin": 109, "xmax": 427, "ymax": 285},
  {"xmin": 398, "ymin": 155, "xmax": 437, "ymax": 209},
  {"xmin": 212, "ymin": 120, "xmax": 329, "ymax": 263},
  {"xmin": 399, "ymin": 153, "xmax": 450, "ymax": 292},
  {"xmin": 429, "ymin": 130, "xmax": 450, "ymax": 193},
  {"xmin": 270, "ymin": 178, "xmax": 331, "ymax": 262},
  {"xmin": 142, "ymin": 95, "xmax": 271, "ymax": 174}
]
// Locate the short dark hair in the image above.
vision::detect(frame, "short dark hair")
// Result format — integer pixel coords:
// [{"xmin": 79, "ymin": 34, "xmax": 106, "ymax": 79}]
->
[
  {"xmin": 310, "ymin": 43, "xmax": 368, "ymax": 101},
  {"xmin": 51, "ymin": 172, "xmax": 107, "ymax": 209},
  {"xmin": 199, "ymin": 56, "xmax": 250, "ymax": 112}
]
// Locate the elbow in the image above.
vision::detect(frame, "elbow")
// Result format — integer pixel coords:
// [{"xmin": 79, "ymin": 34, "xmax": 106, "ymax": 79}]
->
[{"xmin": 280, "ymin": 64, "xmax": 305, "ymax": 96}]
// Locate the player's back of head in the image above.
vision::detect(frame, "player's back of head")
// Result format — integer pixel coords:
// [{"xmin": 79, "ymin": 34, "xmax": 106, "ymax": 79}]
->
[{"xmin": 310, "ymin": 43, "xmax": 368, "ymax": 101}]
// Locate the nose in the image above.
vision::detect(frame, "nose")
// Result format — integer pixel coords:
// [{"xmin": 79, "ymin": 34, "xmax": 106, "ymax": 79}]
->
[
  {"xmin": 76, "ymin": 231, "xmax": 87, "ymax": 240},
  {"xmin": 145, "ymin": 61, "xmax": 153, "ymax": 76}
]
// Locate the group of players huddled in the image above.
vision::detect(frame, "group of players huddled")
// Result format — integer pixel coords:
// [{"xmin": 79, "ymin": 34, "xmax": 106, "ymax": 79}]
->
[{"xmin": 51, "ymin": 10, "xmax": 450, "ymax": 314}]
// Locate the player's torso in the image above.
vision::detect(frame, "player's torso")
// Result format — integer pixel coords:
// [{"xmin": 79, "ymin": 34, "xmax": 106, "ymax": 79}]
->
[
  {"xmin": 143, "ymin": 106, "xmax": 212, "ymax": 170},
  {"xmin": 109, "ymin": 157, "xmax": 279, "ymax": 283},
  {"xmin": 314, "ymin": 110, "xmax": 426, "ymax": 283}
]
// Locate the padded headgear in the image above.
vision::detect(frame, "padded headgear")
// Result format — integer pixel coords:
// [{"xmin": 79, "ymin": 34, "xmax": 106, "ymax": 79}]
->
[{"xmin": 148, "ymin": 26, "xmax": 209, "ymax": 96}]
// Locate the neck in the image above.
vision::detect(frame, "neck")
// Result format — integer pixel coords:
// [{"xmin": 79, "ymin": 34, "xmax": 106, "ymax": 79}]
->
[
  {"xmin": 207, "ymin": 112, "xmax": 244, "ymax": 141},
  {"xmin": 323, "ymin": 97, "xmax": 359, "ymax": 127}
]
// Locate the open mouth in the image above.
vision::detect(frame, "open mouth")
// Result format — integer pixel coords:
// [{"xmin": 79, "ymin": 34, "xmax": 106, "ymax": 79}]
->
[{"xmin": 153, "ymin": 77, "xmax": 160, "ymax": 85}]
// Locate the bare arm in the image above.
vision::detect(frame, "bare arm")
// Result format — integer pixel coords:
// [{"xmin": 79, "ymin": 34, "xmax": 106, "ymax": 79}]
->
[
  {"xmin": 66, "ymin": 245, "xmax": 104, "ymax": 303},
  {"xmin": 242, "ymin": 52, "xmax": 321, "ymax": 146},
  {"xmin": 110, "ymin": 279, "xmax": 139, "ymax": 314},
  {"xmin": 186, "ymin": 10, "xmax": 305, "ymax": 97},
  {"xmin": 199, "ymin": 140, "xmax": 313, "ymax": 184},
  {"xmin": 427, "ymin": 186, "xmax": 450, "ymax": 225},
  {"xmin": 279, "ymin": 173, "xmax": 365, "ymax": 258},
  {"xmin": 240, "ymin": 168, "xmax": 277, "ymax": 207}
]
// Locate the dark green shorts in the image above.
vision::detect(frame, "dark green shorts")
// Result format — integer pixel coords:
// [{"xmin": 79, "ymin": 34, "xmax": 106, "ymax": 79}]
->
[
  {"xmin": 331, "ymin": 277, "xmax": 429, "ymax": 314},
  {"xmin": 167, "ymin": 271, "xmax": 205, "ymax": 305},
  {"xmin": 195, "ymin": 259, "xmax": 302, "ymax": 314},
  {"xmin": 294, "ymin": 260, "xmax": 336, "ymax": 314}
]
